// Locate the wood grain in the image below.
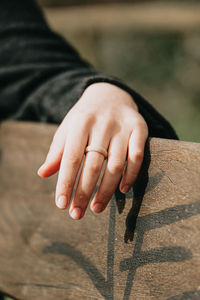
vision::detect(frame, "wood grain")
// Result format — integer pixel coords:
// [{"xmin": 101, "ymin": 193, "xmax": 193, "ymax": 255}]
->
[{"xmin": 0, "ymin": 121, "xmax": 200, "ymax": 300}]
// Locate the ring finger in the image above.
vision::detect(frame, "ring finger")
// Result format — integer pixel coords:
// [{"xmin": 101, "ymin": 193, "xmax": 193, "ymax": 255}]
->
[{"xmin": 90, "ymin": 133, "xmax": 129, "ymax": 213}]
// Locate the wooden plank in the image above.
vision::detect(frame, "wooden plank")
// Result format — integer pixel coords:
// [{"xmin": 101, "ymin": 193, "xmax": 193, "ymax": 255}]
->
[{"xmin": 0, "ymin": 120, "xmax": 200, "ymax": 300}]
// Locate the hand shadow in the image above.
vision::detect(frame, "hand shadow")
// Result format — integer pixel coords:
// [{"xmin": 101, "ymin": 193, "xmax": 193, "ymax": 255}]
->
[{"xmin": 115, "ymin": 139, "xmax": 151, "ymax": 243}]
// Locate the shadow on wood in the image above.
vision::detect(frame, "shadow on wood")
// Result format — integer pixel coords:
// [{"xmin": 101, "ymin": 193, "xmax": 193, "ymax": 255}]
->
[{"xmin": 0, "ymin": 121, "xmax": 200, "ymax": 300}]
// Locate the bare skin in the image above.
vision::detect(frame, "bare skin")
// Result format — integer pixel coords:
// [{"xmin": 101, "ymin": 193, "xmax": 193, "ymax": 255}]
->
[{"xmin": 37, "ymin": 82, "xmax": 148, "ymax": 220}]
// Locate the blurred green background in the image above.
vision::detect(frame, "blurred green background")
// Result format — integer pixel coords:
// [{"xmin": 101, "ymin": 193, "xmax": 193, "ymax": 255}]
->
[
  {"xmin": 41, "ymin": 0, "xmax": 200, "ymax": 142},
  {"xmin": 1, "ymin": 0, "xmax": 200, "ymax": 298}
]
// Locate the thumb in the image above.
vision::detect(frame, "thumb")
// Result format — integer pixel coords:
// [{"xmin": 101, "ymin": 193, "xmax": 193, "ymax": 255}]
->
[{"xmin": 37, "ymin": 129, "xmax": 66, "ymax": 178}]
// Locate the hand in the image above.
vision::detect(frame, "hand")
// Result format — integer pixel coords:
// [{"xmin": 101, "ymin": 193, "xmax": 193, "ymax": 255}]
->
[{"xmin": 37, "ymin": 82, "xmax": 148, "ymax": 220}]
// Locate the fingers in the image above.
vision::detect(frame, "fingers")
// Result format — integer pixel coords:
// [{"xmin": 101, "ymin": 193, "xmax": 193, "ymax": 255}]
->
[
  {"xmin": 55, "ymin": 124, "xmax": 89, "ymax": 210},
  {"xmin": 119, "ymin": 122, "xmax": 148, "ymax": 193},
  {"xmin": 90, "ymin": 120, "xmax": 148, "ymax": 213},
  {"xmin": 37, "ymin": 107, "xmax": 148, "ymax": 220},
  {"xmin": 69, "ymin": 126, "xmax": 110, "ymax": 220},
  {"xmin": 69, "ymin": 152, "xmax": 105, "ymax": 219},
  {"xmin": 90, "ymin": 133, "xmax": 128, "ymax": 213}
]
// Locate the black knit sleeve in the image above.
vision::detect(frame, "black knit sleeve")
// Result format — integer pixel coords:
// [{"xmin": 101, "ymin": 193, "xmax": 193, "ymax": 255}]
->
[{"xmin": 0, "ymin": 0, "xmax": 178, "ymax": 139}]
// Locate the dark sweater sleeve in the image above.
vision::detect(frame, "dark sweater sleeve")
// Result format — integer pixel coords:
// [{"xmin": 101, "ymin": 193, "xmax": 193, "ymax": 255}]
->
[{"xmin": 0, "ymin": 0, "xmax": 178, "ymax": 139}]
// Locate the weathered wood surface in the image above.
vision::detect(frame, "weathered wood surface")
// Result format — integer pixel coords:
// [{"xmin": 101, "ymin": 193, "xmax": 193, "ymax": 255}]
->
[{"xmin": 0, "ymin": 120, "xmax": 200, "ymax": 300}]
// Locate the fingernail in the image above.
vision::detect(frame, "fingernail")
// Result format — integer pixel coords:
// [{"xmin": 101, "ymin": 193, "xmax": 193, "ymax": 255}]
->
[
  {"xmin": 121, "ymin": 185, "xmax": 130, "ymax": 194},
  {"xmin": 37, "ymin": 163, "xmax": 47, "ymax": 175},
  {"xmin": 92, "ymin": 203, "xmax": 104, "ymax": 213},
  {"xmin": 57, "ymin": 195, "xmax": 68, "ymax": 209},
  {"xmin": 70, "ymin": 208, "xmax": 82, "ymax": 220}
]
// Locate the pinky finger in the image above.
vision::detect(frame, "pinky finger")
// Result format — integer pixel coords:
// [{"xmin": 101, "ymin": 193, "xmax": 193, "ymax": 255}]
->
[{"xmin": 119, "ymin": 123, "xmax": 148, "ymax": 193}]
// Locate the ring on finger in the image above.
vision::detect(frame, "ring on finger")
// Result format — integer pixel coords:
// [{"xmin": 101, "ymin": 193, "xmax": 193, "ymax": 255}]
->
[{"xmin": 85, "ymin": 145, "xmax": 108, "ymax": 159}]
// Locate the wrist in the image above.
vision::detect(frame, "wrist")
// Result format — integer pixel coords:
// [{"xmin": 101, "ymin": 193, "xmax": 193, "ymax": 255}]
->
[{"xmin": 83, "ymin": 82, "xmax": 138, "ymax": 112}]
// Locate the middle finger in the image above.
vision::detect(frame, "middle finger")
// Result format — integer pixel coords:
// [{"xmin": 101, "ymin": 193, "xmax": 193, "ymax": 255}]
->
[{"xmin": 69, "ymin": 127, "xmax": 110, "ymax": 219}]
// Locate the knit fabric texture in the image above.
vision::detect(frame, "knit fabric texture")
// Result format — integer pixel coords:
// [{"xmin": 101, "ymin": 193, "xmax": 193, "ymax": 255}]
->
[{"xmin": 0, "ymin": 0, "xmax": 178, "ymax": 139}]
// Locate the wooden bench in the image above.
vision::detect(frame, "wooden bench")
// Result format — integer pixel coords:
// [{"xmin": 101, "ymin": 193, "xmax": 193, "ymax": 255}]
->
[{"xmin": 0, "ymin": 120, "xmax": 200, "ymax": 300}]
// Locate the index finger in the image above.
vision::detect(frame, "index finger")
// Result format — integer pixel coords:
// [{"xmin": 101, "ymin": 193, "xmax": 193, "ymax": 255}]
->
[{"xmin": 55, "ymin": 124, "xmax": 89, "ymax": 210}]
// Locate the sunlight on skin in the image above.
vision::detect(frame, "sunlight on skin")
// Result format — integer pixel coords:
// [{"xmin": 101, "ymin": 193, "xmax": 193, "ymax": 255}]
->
[{"xmin": 37, "ymin": 82, "xmax": 148, "ymax": 220}]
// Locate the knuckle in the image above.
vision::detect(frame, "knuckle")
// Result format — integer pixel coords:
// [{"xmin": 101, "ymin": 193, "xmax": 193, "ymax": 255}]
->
[
  {"xmin": 47, "ymin": 132, "xmax": 63, "ymax": 158},
  {"xmin": 68, "ymin": 112, "xmax": 94, "ymax": 129},
  {"xmin": 48, "ymin": 139, "xmax": 56, "ymax": 155},
  {"xmin": 48, "ymin": 140, "xmax": 60, "ymax": 157},
  {"xmin": 53, "ymin": 130, "xmax": 59, "ymax": 140},
  {"xmin": 142, "ymin": 123, "xmax": 149, "ymax": 135},
  {"xmin": 76, "ymin": 191, "xmax": 88, "ymax": 205},
  {"xmin": 82, "ymin": 112, "xmax": 96, "ymax": 127},
  {"xmin": 126, "ymin": 172, "xmax": 138, "ymax": 185},
  {"xmin": 108, "ymin": 160, "xmax": 124, "ymax": 175},
  {"xmin": 135, "ymin": 118, "xmax": 145, "ymax": 128},
  {"xmin": 60, "ymin": 180, "xmax": 74, "ymax": 192},
  {"xmin": 98, "ymin": 190, "xmax": 110, "ymax": 203},
  {"xmin": 133, "ymin": 150, "xmax": 144, "ymax": 161},
  {"xmin": 133, "ymin": 114, "xmax": 146, "ymax": 126},
  {"xmin": 104, "ymin": 117, "xmax": 116, "ymax": 130},
  {"xmin": 137, "ymin": 120, "xmax": 149, "ymax": 135},
  {"xmin": 88, "ymin": 163, "xmax": 102, "ymax": 174},
  {"xmin": 69, "ymin": 155, "xmax": 80, "ymax": 168},
  {"xmin": 52, "ymin": 129, "xmax": 62, "ymax": 143}
]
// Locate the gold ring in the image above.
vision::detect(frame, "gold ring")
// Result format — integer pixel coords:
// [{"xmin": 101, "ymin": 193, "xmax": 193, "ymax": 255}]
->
[{"xmin": 85, "ymin": 145, "xmax": 108, "ymax": 159}]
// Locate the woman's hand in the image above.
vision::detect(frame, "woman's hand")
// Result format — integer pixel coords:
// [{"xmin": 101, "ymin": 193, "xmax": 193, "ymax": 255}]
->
[{"xmin": 37, "ymin": 82, "xmax": 148, "ymax": 220}]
